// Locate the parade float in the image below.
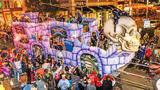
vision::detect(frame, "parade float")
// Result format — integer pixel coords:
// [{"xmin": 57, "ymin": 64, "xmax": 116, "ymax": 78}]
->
[{"xmin": 11, "ymin": 9, "xmax": 140, "ymax": 76}]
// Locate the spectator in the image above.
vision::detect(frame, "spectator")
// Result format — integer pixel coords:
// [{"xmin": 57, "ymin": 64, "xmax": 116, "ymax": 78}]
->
[
  {"xmin": 81, "ymin": 79, "xmax": 96, "ymax": 90},
  {"xmin": 50, "ymin": 57, "xmax": 57, "ymax": 69},
  {"xmin": 13, "ymin": 56, "xmax": 22, "ymax": 82},
  {"xmin": 68, "ymin": 13, "xmax": 75, "ymax": 23},
  {"xmin": 102, "ymin": 76, "xmax": 113, "ymax": 90},
  {"xmin": 71, "ymin": 68, "xmax": 80, "ymax": 90},
  {"xmin": 58, "ymin": 74, "xmax": 70, "ymax": 90},
  {"xmin": 36, "ymin": 75, "xmax": 47, "ymax": 90},
  {"xmin": 154, "ymin": 35, "xmax": 159, "ymax": 44},
  {"xmin": 76, "ymin": 10, "xmax": 82, "ymax": 24},
  {"xmin": 88, "ymin": 70, "xmax": 96, "ymax": 85},
  {"xmin": 145, "ymin": 46, "xmax": 151, "ymax": 61},
  {"xmin": 58, "ymin": 14, "xmax": 65, "ymax": 22},
  {"xmin": 154, "ymin": 47, "xmax": 159, "ymax": 62},
  {"xmin": 42, "ymin": 58, "xmax": 50, "ymax": 70},
  {"xmin": 139, "ymin": 46, "xmax": 146, "ymax": 63},
  {"xmin": 35, "ymin": 64, "xmax": 44, "ymax": 76},
  {"xmin": 95, "ymin": 74, "xmax": 102, "ymax": 90}
]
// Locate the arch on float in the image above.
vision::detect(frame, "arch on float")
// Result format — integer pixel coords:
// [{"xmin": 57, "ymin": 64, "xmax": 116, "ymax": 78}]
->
[
  {"xmin": 29, "ymin": 41, "xmax": 48, "ymax": 57},
  {"xmin": 76, "ymin": 49, "xmax": 103, "ymax": 75}
]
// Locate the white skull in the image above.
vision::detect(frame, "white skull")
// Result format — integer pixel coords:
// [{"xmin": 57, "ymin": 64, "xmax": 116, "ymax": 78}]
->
[
  {"xmin": 104, "ymin": 16, "xmax": 140, "ymax": 52},
  {"xmin": 56, "ymin": 51, "xmax": 64, "ymax": 61}
]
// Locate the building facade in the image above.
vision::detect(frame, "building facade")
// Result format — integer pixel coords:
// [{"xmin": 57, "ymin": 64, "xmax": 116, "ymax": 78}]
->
[
  {"xmin": 0, "ymin": 0, "xmax": 26, "ymax": 26},
  {"xmin": 56, "ymin": 0, "xmax": 117, "ymax": 28}
]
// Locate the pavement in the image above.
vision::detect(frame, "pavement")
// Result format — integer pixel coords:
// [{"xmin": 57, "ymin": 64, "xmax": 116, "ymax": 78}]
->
[{"xmin": 121, "ymin": 66, "xmax": 153, "ymax": 90}]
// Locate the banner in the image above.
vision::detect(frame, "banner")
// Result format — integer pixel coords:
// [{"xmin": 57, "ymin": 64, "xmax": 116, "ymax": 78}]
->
[{"xmin": 64, "ymin": 40, "xmax": 74, "ymax": 52}]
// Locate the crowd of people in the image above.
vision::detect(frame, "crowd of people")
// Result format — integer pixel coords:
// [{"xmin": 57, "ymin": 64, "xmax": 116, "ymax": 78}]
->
[
  {"xmin": 56, "ymin": 10, "xmax": 83, "ymax": 24},
  {"xmin": 0, "ymin": 44, "xmax": 116, "ymax": 90},
  {"xmin": 136, "ymin": 35, "xmax": 160, "ymax": 64},
  {"xmin": 0, "ymin": 25, "xmax": 13, "ymax": 44}
]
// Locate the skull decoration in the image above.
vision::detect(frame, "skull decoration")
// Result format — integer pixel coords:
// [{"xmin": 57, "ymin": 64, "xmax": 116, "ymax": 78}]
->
[
  {"xmin": 56, "ymin": 51, "xmax": 64, "ymax": 61},
  {"xmin": 104, "ymin": 16, "xmax": 140, "ymax": 52}
]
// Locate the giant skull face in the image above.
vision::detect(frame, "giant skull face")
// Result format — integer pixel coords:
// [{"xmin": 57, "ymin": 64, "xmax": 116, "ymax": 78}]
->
[{"xmin": 104, "ymin": 16, "xmax": 140, "ymax": 52}]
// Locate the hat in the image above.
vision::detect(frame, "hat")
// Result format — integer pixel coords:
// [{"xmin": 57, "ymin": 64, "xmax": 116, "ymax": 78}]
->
[
  {"xmin": 142, "ymin": 45, "xmax": 145, "ymax": 47},
  {"xmin": 62, "ymin": 74, "xmax": 66, "ymax": 77}
]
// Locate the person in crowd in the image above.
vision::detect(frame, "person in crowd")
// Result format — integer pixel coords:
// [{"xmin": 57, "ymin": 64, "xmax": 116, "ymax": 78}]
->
[
  {"xmin": 36, "ymin": 75, "xmax": 47, "ymax": 90},
  {"xmin": 154, "ymin": 47, "xmax": 159, "ymax": 62},
  {"xmin": 58, "ymin": 14, "xmax": 65, "ymax": 22},
  {"xmin": 145, "ymin": 46, "xmax": 151, "ymax": 61},
  {"xmin": 50, "ymin": 57, "xmax": 57, "ymax": 69},
  {"xmin": 35, "ymin": 64, "xmax": 44, "ymax": 77},
  {"xmin": 42, "ymin": 58, "xmax": 50, "ymax": 70},
  {"xmin": 81, "ymin": 78, "xmax": 96, "ymax": 90},
  {"xmin": 58, "ymin": 74, "xmax": 70, "ymax": 90},
  {"xmin": 76, "ymin": 10, "xmax": 82, "ymax": 24},
  {"xmin": 13, "ymin": 55, "xmax": 22, "ymax": 82},
  {"xmin": 139, "ymin": 45, "xmax": 146, "ymax": 63},
  {"xmin": 20, "ymin": 73, "xmax": 27, "ymax": 89},
  {"xmin": 69, "ymin": 62, "xmax": 73, "ymax": 73},
  {"xmin": 154, "ymin": 35, "xmax": 159, "ymax": 45},
  {"xmin": 71, "ymin": 67, "xmax": 80, "ymax": 90},
  {"xmin": 102, "ymin": 76, "xmax": 113, "ymax": 90},
  {"xmin": 68, "ymin": 12, "xmax": 75, "ymax": 23},
  {"xmin": 95, "ymin": 74, "xmax": 102, "ymax": 90},
  {"xmin": 53, "ymin": 60, "xmax": 64, "ymax": 88},
  {"xmin": 87, "ymin": 70, "xmax": 97, "ymax": 85}
]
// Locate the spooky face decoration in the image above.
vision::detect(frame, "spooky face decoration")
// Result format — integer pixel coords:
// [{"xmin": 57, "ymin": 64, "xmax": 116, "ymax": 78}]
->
[
  {"xmin": 56, "ymin": 51, "xmax": 64, "ymax": 61},
  {"xmin": 104, "ymin": 16, "xmax": 140, "ymax": 51},
  {"xmin": 51, "ymin": 26, "xmax": 67, "ymax": 38},
  {"xmin": 14, "ymin": 25, "xmax": 25, "ymax": 34}
]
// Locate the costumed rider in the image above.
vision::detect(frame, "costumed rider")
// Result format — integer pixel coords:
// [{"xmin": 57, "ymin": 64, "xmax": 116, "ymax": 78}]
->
[
  {"xmin": 99, "ymin": 34, "xmax": 110, "ymax": 50},
  {"xmin": 91, "ymin": 32, "xmax": 98, "ymax": 46}
]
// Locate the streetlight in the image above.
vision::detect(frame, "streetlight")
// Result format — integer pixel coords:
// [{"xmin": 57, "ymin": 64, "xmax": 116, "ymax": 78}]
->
[{"xmin": 146, "ymin": 0, "xmax": 149, "ymax": 19}]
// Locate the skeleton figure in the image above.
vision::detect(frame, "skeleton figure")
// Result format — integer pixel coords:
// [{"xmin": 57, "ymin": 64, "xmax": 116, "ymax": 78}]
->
[
  {"xmin": 104, "ymin": 16, "xmax": 141, "ymax": 52},
  {"xmin": 56, "ymin": 51, "xmax": 64, "ymax": 63}
]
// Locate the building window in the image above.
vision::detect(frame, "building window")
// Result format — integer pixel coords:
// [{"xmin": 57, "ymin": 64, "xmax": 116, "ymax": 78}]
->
[
  {"xmin": 108, "ymin": 0, "xmax": 113, "ymax": 2},
  {"xmin": 88, "ymin": 0, "xmax": 97, "ymax": 2},
  {"xmin": 59, "ymin": 0, "xmax": 68, "ymax": 3},
  {"xmin": 14, "ymin": 1, "xmax": 22, "ymax": 8},
  {"xmin": 14, "ymin": 1, "xmax": 18, "ymax": 8},
  {"xmin": 99, "ymin": 0, "xmax": 107, "ymax": 2},
  {"xmin": 4, "ymin": 0, "xmax": 9, "ymax": 8}
]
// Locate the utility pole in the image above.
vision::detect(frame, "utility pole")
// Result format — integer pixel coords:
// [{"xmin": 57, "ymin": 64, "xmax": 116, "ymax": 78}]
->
[
  {"xmin": 146, "ymin": 0, "xmax": 149, "ymax": 19},
  {"xmin": 129, "ymin": 0, "xmax": 132, "ymax": 15}
]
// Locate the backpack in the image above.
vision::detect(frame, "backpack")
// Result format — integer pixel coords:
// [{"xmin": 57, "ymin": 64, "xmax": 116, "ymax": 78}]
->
[{"xmin": 55, "ymin": 73, "xmax": 60, "ymax": 80}]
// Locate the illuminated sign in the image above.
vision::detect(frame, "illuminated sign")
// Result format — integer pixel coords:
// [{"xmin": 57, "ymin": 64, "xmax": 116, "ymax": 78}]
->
[
  {"xmin": 118, "ymin": 1, "xmax": 129, "ymax": 4},
  {"xmin": 143, "ymin": 19, "xmax": 150, "ymax": 28},
  {"xmin": 0, "ymin": 2, "xmax": 1, "ymax": 8},
  {"xmin": 75, "ymin": 1, "xmax": 86, "ymax": 6}
]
